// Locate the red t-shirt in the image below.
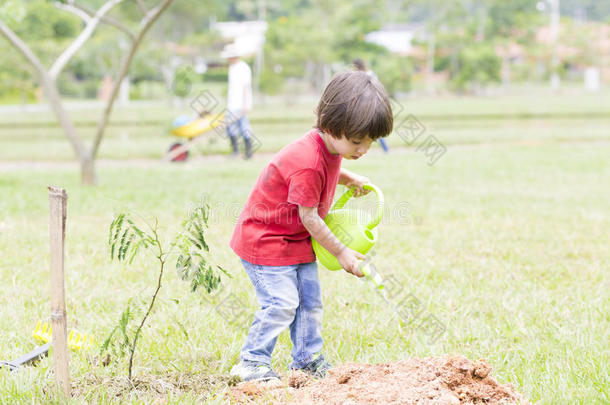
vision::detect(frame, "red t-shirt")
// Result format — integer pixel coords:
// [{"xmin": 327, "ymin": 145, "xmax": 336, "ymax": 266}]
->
[{"xmin": 230, "ymin": 129, "xmax": 342, "ymax": 265}]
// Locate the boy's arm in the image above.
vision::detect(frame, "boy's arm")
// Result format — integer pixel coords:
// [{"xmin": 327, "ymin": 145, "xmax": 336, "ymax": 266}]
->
[
  {"xmin": 298, "ymin": 205, "xmax": 365, "ymax": 277},
  {"xmin": 339, "ymin": 168, "xmax": 371, "ymax": 197}
]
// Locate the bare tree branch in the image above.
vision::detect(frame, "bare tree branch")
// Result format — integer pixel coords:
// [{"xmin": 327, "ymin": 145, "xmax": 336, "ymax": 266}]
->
[
  {"xmin": 136, "ymin": 0, "xmax": 148, "ymax": 15},
  {"xmin": 142, "ymin": 0, "xmax": 174, "ymax": 27},
  {"xmin": 50, "ymin": 0, "xmax": 124, "ymax": 80},
  {"xmin": 55, "ymin": 1, "xmax": 136, "ymax": 42},
  {"xmin": 91, "ymin": 0, "xmax": 175, "ymax": 157}
]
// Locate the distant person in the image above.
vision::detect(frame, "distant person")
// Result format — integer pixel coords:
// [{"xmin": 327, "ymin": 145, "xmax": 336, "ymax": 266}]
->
[
  {"xmin": 353, "ymin": 58, "xmax": 390, "ymax": 153},
  {"xmin": 221, "ymin": 44, "xmax": 254, "ymax": 159},
  {"xmin": 229, "ymin": 71, "xmax": 393, "ymax": 382}
]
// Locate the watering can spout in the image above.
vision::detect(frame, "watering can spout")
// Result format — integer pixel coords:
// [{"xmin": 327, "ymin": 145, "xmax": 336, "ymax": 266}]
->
[{"xmin": 312, "ymin": 184, "xmax": 384, "ymax": 271}]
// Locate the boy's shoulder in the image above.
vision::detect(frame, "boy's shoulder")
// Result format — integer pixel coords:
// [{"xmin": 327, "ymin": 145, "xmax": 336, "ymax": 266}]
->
[{"xmin": 271, "ymin": 129, "xmax": 325, "ymax": 174}]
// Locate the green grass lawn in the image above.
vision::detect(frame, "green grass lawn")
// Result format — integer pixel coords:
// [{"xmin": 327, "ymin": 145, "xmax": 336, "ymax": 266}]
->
[
  {"xmin": 1, "ymin": 85, "xmax": 610, "ymax": 162},
  {"xmin": 2, "ymin": 113, "xmax": 609, "ymax": 163},
  {"xmin": 0, "ymin": 89, "xmax": 609, "ymax": 403},
  {"xmin": 0, "ymin": 142, "xmax": 608, "ymax": 404}
]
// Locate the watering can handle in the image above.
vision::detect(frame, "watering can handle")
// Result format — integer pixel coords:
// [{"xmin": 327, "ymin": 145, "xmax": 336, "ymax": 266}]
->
[{"xmin": 331, "ymin": 183, "xmax": 384, "ymax": 230}]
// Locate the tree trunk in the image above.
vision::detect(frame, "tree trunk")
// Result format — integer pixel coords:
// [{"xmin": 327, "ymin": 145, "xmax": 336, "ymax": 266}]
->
[
  {"xmin": 42, "ymin": 77, "xmax": 87, "ymax": 157},
  {"xmin": 80, "ymin": 156, "xmax": 97, "ymax": 185},
  {"xmin": 40, "ymin": 75, "xmax": 96, "ymax": 183}
]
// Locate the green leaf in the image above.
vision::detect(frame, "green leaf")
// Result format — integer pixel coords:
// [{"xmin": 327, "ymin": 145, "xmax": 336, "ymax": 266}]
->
[
  {"xmin": 113, "ymin": 214, "xmax": 125, "ymax": 243},
  {"xmin": 118, "ymin": 227, "xmax": 129, "ymax": 258},
  {"xmin": 217, "ymin": 265, "xmax": 231, "ymax": 278},
  {"xmin": 174, "ymin": 202, "xmax": 228, "ymax": 294},
  {"xmin": 128, "ymin": 239, "xmax": 142, "ymax": 264},
  {"xmin": 100, "ymin": 326, "xmax": 118, "ymax": 354},
  {"xmin": 109, "ymin": 213, "xmax": 126, "ymax": 260}
]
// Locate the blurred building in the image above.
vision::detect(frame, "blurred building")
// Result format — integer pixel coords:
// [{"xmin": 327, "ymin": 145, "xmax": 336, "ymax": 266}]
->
[{"xmin": 365, "ymin": 23, "xmax": 423, "ymax": 55}]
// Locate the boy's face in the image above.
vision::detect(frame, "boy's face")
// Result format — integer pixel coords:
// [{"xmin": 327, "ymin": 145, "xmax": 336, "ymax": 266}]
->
[{"xmin": 327, "ymin": 134, "xmax": 374, "ymax": 160}]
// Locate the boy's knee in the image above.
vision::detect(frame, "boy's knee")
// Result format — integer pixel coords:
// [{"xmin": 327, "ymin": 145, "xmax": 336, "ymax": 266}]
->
[
  {"xmin": 278, "ymin": 303, "xmax": 299, "ymax": 319},
  {"xmin": 267, "ymin": 298, "xmax": 299, "ymax": 323}
]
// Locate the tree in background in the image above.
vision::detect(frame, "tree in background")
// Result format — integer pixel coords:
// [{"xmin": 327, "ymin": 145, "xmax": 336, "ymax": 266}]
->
[
  {"xmin": 140, "ymin": 0, "xmax": 228, "ymax": 100},
  {"xmin": 260, "ymin": 0, "xmax": 388, "ymax": 94},
  {"xmin": 0, "ymin": 0, "xmax": 79, "ymax": 103},
  {"xmin": 449, "ymin": 44, "xmax": 501, "ymax": 92},
  {"xmin": 370, "ymin": 55, "xmax": 413, "ymax": 97},
  {"xmin": 0, "ymin": 0, "xmax": 175, "ymax": 185},
  {"xmin": 2, "ymin": 0, "xmax": 607, "ymax": 114},
  {"xmin": 398, "ymin": 0, "xmax": 547, "ymax": 92}
]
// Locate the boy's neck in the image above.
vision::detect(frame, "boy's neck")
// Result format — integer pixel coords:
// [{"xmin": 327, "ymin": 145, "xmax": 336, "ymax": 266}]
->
[{"xmin": 318, "ymin": 130, "xmax": 338, "ymax": 155}]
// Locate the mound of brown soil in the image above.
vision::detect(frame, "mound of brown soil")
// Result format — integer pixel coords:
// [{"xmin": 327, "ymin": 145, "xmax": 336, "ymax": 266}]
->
[{"xmin": 230, "ymin": 355, "xmax": 529, "ymax": 404}]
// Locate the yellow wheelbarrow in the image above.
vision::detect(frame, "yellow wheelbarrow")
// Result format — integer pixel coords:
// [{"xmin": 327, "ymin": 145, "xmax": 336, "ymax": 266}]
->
[{"xmin": 165, "ymin": 112, "xmax": 226, "ymax": 162}]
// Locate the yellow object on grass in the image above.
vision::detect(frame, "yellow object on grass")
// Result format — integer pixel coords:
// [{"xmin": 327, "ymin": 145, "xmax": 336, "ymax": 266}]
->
[
  {"xmin": 171, "ymin": 113, "xmax": 226, "ymax": 139},
  {"xmin": 33, "ymin": 321, "xmax": 94, "ymax": 351}
]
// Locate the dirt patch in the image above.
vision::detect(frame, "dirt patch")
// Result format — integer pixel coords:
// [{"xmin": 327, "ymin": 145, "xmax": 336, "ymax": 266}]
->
[{"xmin": 230, "ymin": 355, "xmax": 529, "ymax": 404}]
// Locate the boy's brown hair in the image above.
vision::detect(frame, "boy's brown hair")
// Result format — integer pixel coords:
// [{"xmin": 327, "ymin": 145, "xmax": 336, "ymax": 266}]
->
[{"xmin": 315, "ymin": 71, "xmax": 393, "ymax": 140}]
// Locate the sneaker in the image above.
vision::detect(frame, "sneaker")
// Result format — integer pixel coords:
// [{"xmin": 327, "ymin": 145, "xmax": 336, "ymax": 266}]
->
[
  {"xmin": 230, "ymin": 360, "xmax": 281, "ymax": 382},
  {"xmin": 294, "ymin": 353, "xmax": 332, "ymax": 378}
]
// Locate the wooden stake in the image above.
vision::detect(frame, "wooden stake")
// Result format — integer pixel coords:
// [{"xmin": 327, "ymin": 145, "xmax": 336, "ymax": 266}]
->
[{"xmin": 48, "ymin": 186, "xmax": 70, "ymax": 397}]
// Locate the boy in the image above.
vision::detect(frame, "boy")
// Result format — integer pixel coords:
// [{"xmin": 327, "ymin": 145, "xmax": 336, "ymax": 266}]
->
[{"xmin": 229, "ymin": 71, "xmax": 393, "ymax": 381}]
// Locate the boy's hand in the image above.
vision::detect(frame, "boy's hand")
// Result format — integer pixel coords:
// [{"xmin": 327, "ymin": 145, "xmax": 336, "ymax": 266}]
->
[
  {"xmin": 337, "ymin": 248, "xmax": 366, "ymax": 277},
  {"xmin": 341, "ymin": 170, "xmax": 370, "ymax": 197}
]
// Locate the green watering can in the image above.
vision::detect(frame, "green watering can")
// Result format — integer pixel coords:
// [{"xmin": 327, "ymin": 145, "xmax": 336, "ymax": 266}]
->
[{"xmin": 312, "ymin": 184, "xmax": 384, "ymax": 271}]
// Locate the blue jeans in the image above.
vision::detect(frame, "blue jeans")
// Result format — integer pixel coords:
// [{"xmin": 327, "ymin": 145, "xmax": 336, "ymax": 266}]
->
[
  {"xmin": 226, "ymin": 115, "xmax": 252, "ymax": 141},
  {"xmin": 239, "ymin": 259, "xmax": 324, "ymax": 369}
]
